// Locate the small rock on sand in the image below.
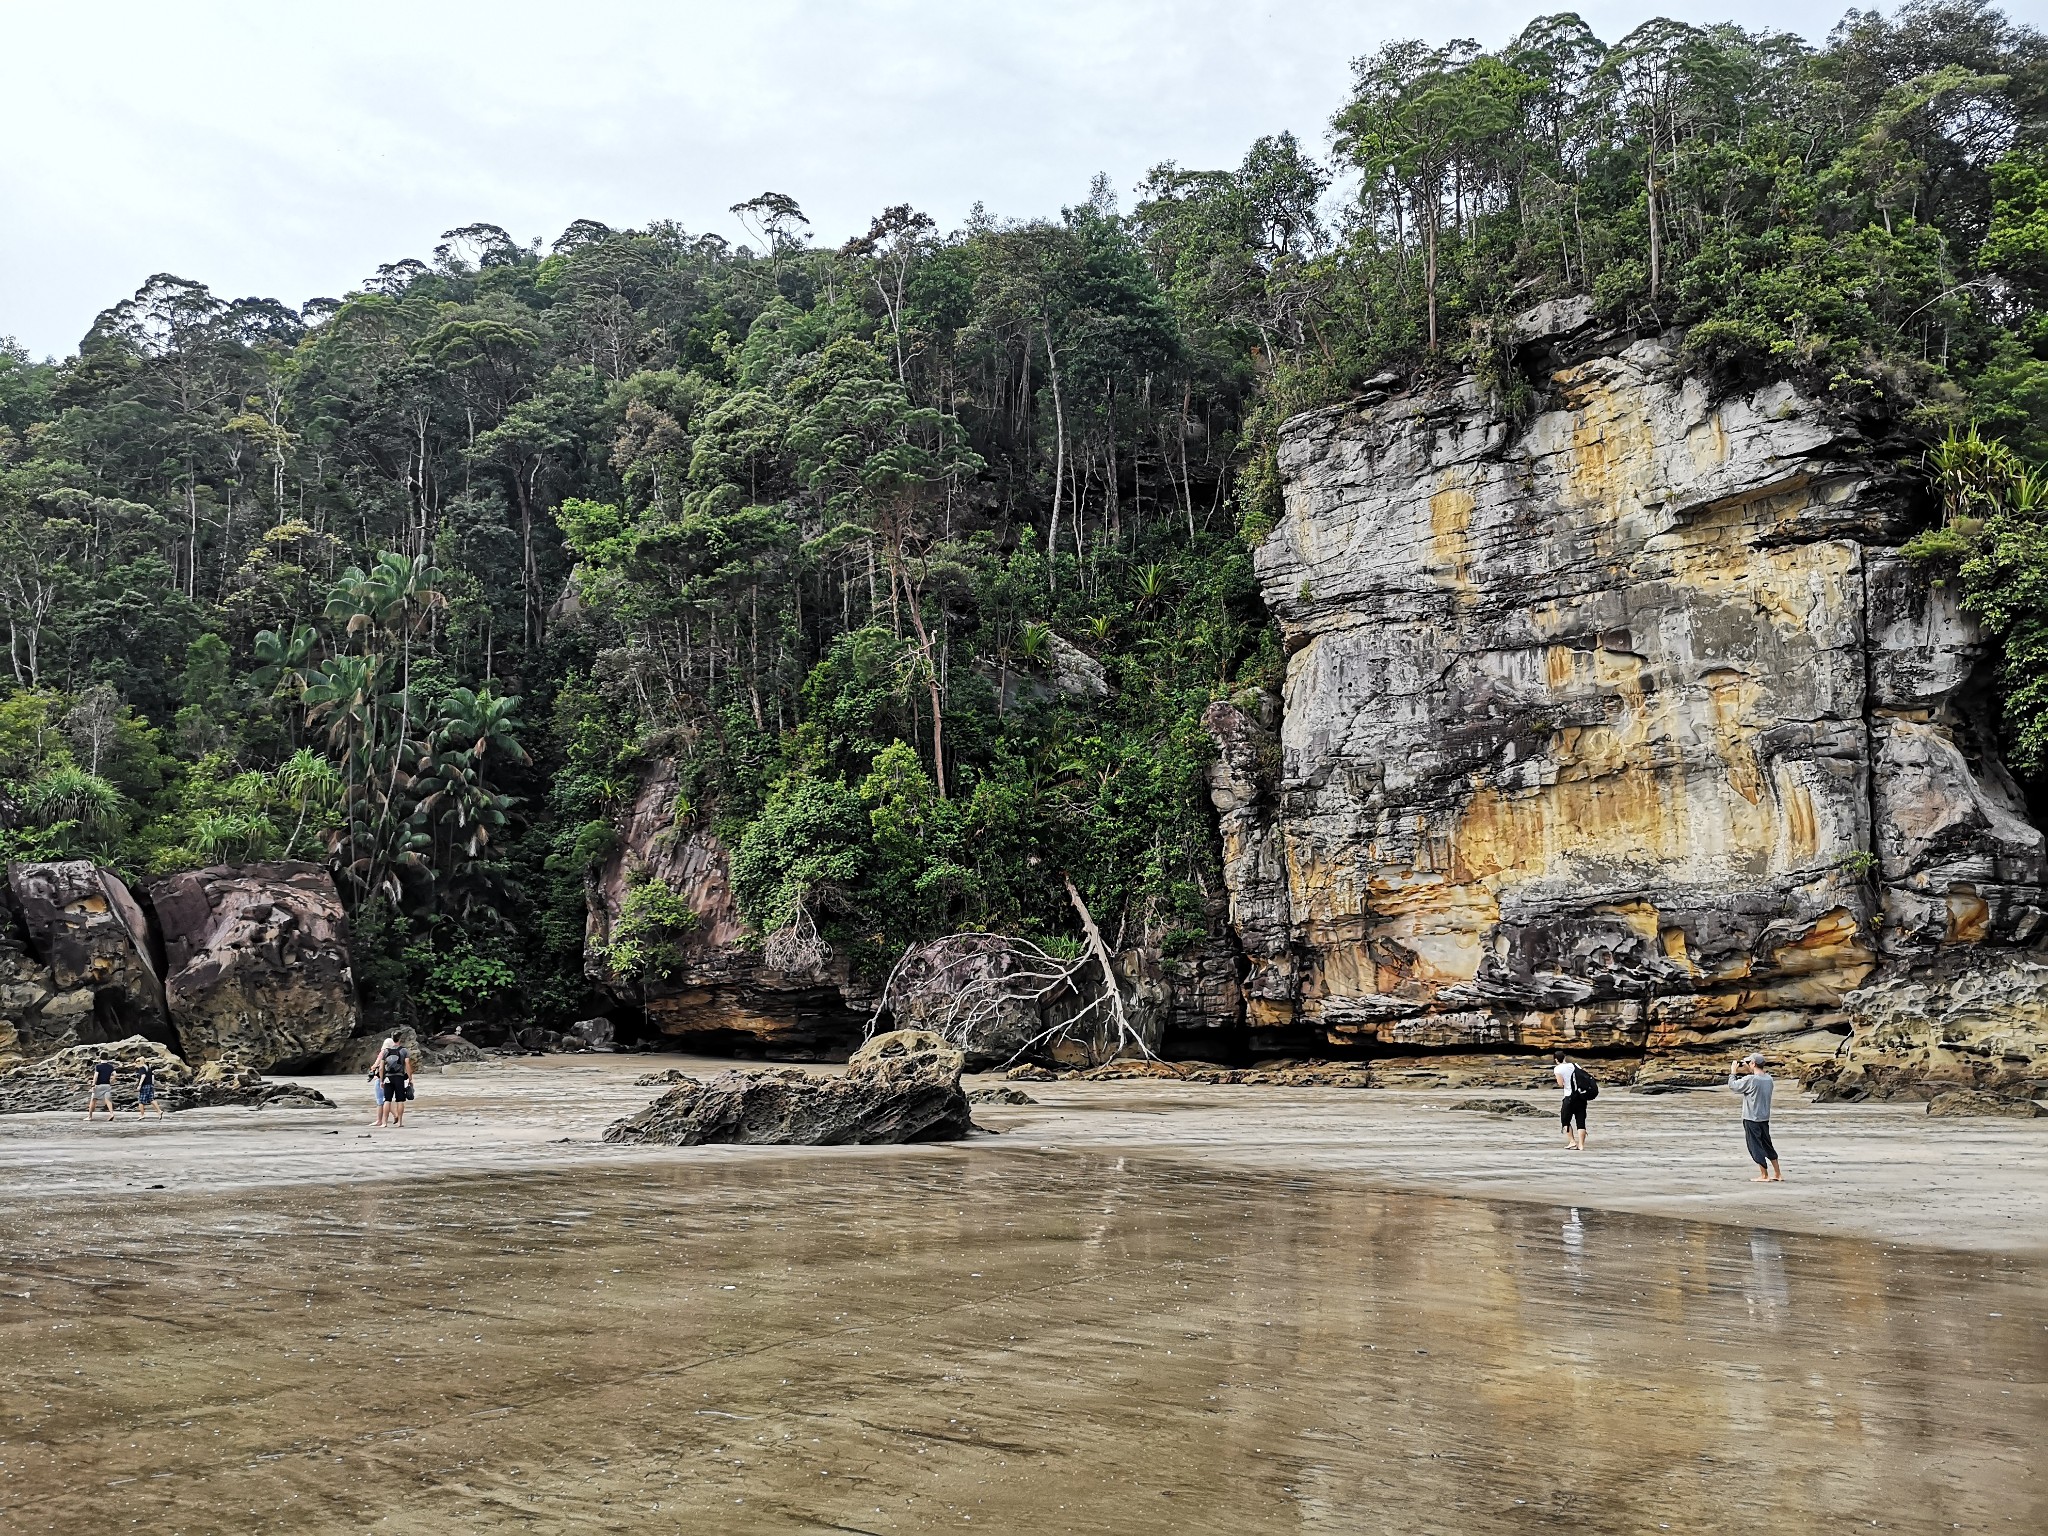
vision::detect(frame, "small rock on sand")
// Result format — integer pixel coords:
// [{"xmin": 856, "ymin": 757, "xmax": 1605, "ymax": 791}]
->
[
  {"xmin": 969, "ymin": 1086, "xmax": 1037, "ymax": 1106},
  {"xmin": 1446, "ymin": 1098, "xmax": 1546, "ymax": 1117}
]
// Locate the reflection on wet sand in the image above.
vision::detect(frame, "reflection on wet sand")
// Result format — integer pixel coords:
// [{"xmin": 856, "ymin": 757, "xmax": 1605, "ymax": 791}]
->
[{"xmin": 1, "ymin": 1150, "xmax": 2042, "ymax": 1533}]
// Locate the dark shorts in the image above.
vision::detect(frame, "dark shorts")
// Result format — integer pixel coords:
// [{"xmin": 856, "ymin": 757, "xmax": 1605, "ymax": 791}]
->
[
  {"xmin": 1561, "ymin": 1092, "xmax": 1588, "ymax": 1130},
  {"xmin": 137, "ymin": 1087, "xmax": 154, "ymax": 1104},
  {"xmin": 1744, "ymin": 1119, "xmax": 1778, "ymax": 1165}
]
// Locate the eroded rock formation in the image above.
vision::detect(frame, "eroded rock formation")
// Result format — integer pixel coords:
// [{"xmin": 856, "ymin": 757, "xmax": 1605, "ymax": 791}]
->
[
  {"xmin": 318, "ymin": 1025, "xmax": 485, "ymax": 1076},
  {"xmin": 1219, "ymin": 312, "xmax": 2046, "ymax": 1078},
  {"xmin": 576, "ymin": 316, "xmax": 2047, "ymax": 1094},
  {"xmin": 586, "ymin": 762, "xmax": 868, "ymax": 1057},
  {"xmin": 6, "ymin": 861, "xmax": 168, "ymax": 1047},
  {"xmin": 150, "ymin": 863, "xmax": 358, "ymax": 1070},
  {"xmin": 1823, "ymin": 948, "xmax": 2048, "ymax": 1100},
  {"xmin": 0, "ymin": 1035, "xmax": 334, "ymax": 1114},
  {"xmin": 0, "ymin": 927, "xmax": 93, "ymax": 1067},
  {"xmin": 602, "ymin": 1028, "xmax": 972, "ymax": 1146}
]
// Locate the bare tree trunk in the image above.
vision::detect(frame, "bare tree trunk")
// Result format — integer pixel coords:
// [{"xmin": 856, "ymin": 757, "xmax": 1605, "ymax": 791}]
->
[
  {"xmin": 898, "ymin": 563, "xmax": 948, "ymax": 798},
  {"xmin": 506, "ymin": 460, "xmax": 545, "ymax": 654},
  {"xmin": 749, "ymin": 583, "xmax": 763, "ymax": 728},
  {"xmin": 1063, "ymin": 875, "xmax": 1151, "ymax": 1062},
  {"xmin": 1042, "ymin": 320, "xmax": 1065, "ymax": 593},
  {"xmin": 1646, "ymin": 141, "xmax": 1662, "ymax": 299},
  {"xmin": 1425, "ymin": 204, "xmax": 1440, "ymax": 352}
]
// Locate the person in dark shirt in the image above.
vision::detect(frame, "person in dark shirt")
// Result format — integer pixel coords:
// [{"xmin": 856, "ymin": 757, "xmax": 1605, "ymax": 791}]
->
[
  {"xmin": 134, "ymin": 1062, "xmax": 163, "ymax": 1121},
  {"xmin": 85, "ymin": 1056, "xmax": 118, "ymax": 1121},
  {"xmin": 375, "ymin": 1039, "xmax": 414, "ymax": 1127}
]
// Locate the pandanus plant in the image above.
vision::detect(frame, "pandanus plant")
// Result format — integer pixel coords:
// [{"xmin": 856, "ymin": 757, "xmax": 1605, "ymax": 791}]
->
[
  {"xmin": 414, "ymin": 687, "xmax": 530, "ymax": 911},
  {"xmin": 257, "ymin": 551, "xmax": 453, "ymax": 905}
]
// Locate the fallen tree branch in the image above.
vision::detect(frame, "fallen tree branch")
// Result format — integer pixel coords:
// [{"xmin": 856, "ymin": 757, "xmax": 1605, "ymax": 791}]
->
[
  {"xmin": 866, "ymin": 900, "xmax": 1153, "ymax": 1067},
  {"xmin": 1063, "ymin": 874, "xmax": 1154, "ymax": 1062}
]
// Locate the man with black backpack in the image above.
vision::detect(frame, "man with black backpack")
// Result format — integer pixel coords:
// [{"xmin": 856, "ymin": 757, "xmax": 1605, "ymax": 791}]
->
[
  {"xmin": 373, "ymin": 1036, "xmax": 414, "ymax": 1128},
  {"xmin": 1553, "ymin": 1052, "xmax": 1598, "ymax": 1150}
]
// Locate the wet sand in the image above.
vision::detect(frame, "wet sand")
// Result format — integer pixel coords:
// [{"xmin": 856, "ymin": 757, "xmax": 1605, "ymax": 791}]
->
[
  {"xmin": 4, "ymin": 1058, "xmax": 2045, "ymax": 1256},
  {"xmin": 2, "ymin": 1061, "xmax": 2045, "ymax": 1532}
]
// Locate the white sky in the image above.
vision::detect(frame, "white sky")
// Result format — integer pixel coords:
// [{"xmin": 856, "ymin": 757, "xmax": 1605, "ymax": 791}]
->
[{"xmin": 5, "ymin": 0, "xmax": 1880, "ymax": 360}]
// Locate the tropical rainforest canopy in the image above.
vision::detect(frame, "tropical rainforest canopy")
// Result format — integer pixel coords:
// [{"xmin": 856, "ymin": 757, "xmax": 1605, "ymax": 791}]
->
[{"xmin": 1, "ymin": 2, "xmax": 2043, "ymax": 1027}]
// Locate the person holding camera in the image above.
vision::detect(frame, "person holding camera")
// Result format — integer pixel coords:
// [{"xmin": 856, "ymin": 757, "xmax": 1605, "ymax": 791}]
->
[{"xmin": 1729, "ymin": 1054, "xmax": 1783, "ymax": 1182}]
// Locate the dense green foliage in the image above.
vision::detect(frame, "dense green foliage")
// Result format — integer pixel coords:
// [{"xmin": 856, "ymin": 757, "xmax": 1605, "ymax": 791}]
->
[{"xmin": 1, "ymin": 3, "xmax": 2043, "ymax": 1027}]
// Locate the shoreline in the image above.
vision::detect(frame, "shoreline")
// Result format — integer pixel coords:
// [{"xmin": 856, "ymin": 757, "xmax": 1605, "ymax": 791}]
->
[{"xmin": 1, "ymin": 1056, "xmax": 2043, "ymax": 1259}]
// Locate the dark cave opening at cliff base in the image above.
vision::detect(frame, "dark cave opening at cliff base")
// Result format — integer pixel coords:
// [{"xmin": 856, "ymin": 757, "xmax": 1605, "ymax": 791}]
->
[{"xmin": 2, "ymin": 1155, "xmax": 2040, "ymax": 1534}]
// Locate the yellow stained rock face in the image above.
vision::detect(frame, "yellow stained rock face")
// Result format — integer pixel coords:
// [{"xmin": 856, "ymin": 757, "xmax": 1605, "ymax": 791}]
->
[
  {"xmin": 1428, "ymin": 472, "xmax": 1477, "ymax": 598},
  {"xmin": 1560, "ymin": 371, "xmax": 1656, "ymax": 513},
  {"xmin": 1945, "ymin": 887, "xmax": 1991, "ymax": 944},
  {"xmin": 1243, "ymin": 333, "xmax": 2044, "ymax": 1062}
]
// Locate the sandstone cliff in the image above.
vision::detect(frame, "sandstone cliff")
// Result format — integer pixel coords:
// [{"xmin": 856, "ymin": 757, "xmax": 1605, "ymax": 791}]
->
[
  {"xmin": 585, "ymin": 763, "xmax": 868, "ymax": 1057},
  {"xmin": 1219, "ymin": 309, "xmax": 2046, "ymax": 1078}
]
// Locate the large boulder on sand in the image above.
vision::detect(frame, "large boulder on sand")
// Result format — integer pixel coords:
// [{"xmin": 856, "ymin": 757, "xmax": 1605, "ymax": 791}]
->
[
  {"xmin": 0, "ymin": 1034, "xmax": 333, "ymax": 1114},
  {"xmin": 6, "ymin": 861, "xmax": 168, "ymax": 1044},
  {"xmin": 149, "ymin": 863, "xmax": 358, "ymax": 1070},
  {"xmin": 0, "ymin": 926, "xmax": 93, "ymax": 1067},
  {"xmin": 602, "ymin": 1028, "xmax": 972, "ymax": 1147}
]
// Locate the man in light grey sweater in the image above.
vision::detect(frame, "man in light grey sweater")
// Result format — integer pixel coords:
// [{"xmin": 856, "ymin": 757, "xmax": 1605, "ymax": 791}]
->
[{"xmin": 1729, "ymin": 1054, "xmax": 1783, "ymax": 1182}]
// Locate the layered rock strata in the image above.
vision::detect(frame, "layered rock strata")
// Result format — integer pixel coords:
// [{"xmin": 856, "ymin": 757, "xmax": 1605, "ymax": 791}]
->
[
  {"xmin": 149, "ymin": 863, "xmax": 358, "ymax": 1070},
  {"xmin": 1222, "ymin": 319, "xmax": 2046, "ymax": 1073}
]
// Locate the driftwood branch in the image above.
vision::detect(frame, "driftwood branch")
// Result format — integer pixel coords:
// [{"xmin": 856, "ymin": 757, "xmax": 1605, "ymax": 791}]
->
[{"xmin": 1063, "ymin": 874, "xmax": 1152, "ymax": 1061}]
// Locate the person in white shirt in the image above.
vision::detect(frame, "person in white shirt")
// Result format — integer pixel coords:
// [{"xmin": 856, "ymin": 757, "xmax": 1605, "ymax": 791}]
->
[{"xmin": 1553, "ymin": 1052, "xmax": 1590, "ymax": 1150}]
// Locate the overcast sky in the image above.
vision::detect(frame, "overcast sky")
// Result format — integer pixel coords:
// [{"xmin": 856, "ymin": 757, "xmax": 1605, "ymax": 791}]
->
[{"xmin": 5, "ymin": 0, "xmax": 1880, "ymax": 360}]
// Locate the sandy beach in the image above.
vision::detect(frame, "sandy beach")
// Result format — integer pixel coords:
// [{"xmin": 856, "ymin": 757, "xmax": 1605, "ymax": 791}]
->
[
  {"xmin": 5, "ymin": 1061, "xmax": 2046, "ymax": 1534},
  {"xmin": 3, "ymin": 1057, "xmax": 2044, "ymax": 1257}
]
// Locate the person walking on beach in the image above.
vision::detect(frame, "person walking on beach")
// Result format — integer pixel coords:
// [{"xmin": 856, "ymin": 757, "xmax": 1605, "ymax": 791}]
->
[
  {"xmin": 85, "ymin": 1054, "xmax": 118, "ymax": 1121},
  {"xmin": 368, "ymin": 1041, "xmax": 391, "ymax": 1127},
  {"xmin": 134, "ymin": 1061, "xmax": 163, "ymax": 1121},
  {"xmin": 1554, "ymin": 1052, "xmax": 1594, "ymax": 1150},
  {"xmin": 378, "ymin": 1037, "xmax": 413, "ymax": 1127},
  {"xmin": 1730, "ymin": 1054, "xmax": 1783, "ymax": 1182}
]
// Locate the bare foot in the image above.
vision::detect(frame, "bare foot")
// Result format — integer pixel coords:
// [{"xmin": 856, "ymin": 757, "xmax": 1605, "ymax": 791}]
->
[{"xmin": 1751, "ymin": 1174, "xmax": 1771, "ymax": 1182}]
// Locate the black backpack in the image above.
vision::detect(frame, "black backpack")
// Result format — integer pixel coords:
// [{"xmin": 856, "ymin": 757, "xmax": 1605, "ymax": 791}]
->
[{"xmin": 1571, "ymin": 1065, "xmax": 1599, "ymax": 1100}]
